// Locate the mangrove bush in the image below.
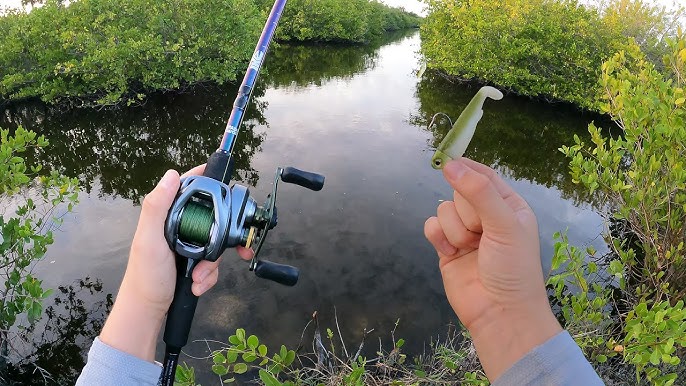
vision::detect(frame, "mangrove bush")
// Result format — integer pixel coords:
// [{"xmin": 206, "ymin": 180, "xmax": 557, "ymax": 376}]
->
[
  {"xmin": 267, "ymin": 0, "xmax": 421, "ymax": 43},
  {"xmin": 554, "ymin": 35, "xmax": 686, "ymax": 384},
  {"xmin": 0, "ymin": 0, "xmax": 419, "ymax": 106},
  {"xmin": 0, "ymin": 0, "xmax": 263, "ymax": 106},
  {"xmin": 0, "ymin": 127, "xmax": 79, "ymax": 382},
  {"xmin": 420, "ymin": 0, "xmax": 684, "ymax": 110}
]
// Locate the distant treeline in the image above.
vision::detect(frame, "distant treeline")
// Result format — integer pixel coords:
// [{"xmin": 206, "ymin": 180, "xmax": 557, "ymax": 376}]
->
[
  {"xmin": 420, "ymin": 0, "xmax": 684, "ymax": 110},
  {"xmin": 260, "ymin": 0, "xmax": 421, "ymax": 43},
  {"xmin": 0, "ymin": 0, "xmax": 420, "ymax": 106}
]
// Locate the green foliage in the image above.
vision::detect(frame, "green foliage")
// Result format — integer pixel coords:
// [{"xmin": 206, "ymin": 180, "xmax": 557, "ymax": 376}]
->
[
  {"xmin": 419, "ymin": 0, "xmax": 682, "ymax": 109},
  {"xmin": 624, "ymin": 300, "xmax": 686, "ymax": 385},
  {"xmin": 547, "ymin": 233, "xmax": 617, "ymax": 362},
  {"xmin": 0, "ymin": 0, "xmax": 419, "ymax": 106},
  {"xmin": 553, "ymin": 36, "xmax": 686, "ymax": 384},
  {"xmin": 597, "ymin": 0, "xmax": 685, "ymax": 69},
  {"xmin": 560, "ymin": 36, "xmax": 686, "ymax": 296},
  {"xmin": 265, "ymin": 0, "xmax": 420, "ymax": 43},
  {"xmin": 178, "ymin": 320, "xmax": 488, "ymax": 385},
  {"xmin": 0, "ymin": 0, "xmax": 263, "ymax": 106},
  {"xmin": 175, "ymin": 328, "xmax": 297, "ymax": 385},
  {"xmin": 0, "ymin": 126, "xmax": 78, "ymax": 367}
]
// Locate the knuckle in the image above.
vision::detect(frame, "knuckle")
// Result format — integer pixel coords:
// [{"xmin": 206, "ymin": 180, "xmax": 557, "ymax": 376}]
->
[
  {"xmin": 437, "ymin": 201, "xmax": 454, "ymax": 217},
  {"xmin": 463, "ymin": 173, "xmax": 491, "ymax": 197}
]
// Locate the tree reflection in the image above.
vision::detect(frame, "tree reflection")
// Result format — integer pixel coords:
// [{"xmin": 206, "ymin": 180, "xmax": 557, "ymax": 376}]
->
[
  {"xmin": 263, "ymin": 30, "xmax": 414, "ymax": 89},
  {"xmin": 0, "ymin": 83, "xmax": 268, "ymax": 201},
  {"xmin": 1, "ymin": 278, "xmax": 112, "ymax": 385},
  {"xmin": 412, "ymin": 71, "xmax": 613, "ymax": 206}
]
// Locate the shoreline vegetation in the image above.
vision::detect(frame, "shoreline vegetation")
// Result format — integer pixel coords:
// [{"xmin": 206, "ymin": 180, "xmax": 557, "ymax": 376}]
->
[
  {"xmin": 419, "ymin": 0, "xmax": 685, "ymax": 111},
  {"xmin": 0, "ymin": 0, "xmax": 420, "ymax": 107}
]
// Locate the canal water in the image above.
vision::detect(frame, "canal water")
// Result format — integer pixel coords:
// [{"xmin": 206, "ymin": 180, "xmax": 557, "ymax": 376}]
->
[{"xmin": 1, "ymin": 31, "xmax": 608, "ymax": 384}]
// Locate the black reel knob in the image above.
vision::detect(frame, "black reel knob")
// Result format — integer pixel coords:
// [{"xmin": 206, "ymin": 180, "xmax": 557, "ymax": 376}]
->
[
  {"xmin": 281, "ymin": 167, "xmax": 325, "ymax": 191},
  {"xmin": 245, "ymin": 166, "xmax": 325, "ymax": 286},
  {"xmin": 251, "ymin": 260, "xmax": 299, "ymax": 286}
]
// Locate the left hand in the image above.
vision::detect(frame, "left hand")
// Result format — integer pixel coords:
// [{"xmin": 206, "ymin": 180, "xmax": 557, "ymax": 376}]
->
[{"xmin": 100, "ymin": 165, "xmax": 253, "ymax": 362}]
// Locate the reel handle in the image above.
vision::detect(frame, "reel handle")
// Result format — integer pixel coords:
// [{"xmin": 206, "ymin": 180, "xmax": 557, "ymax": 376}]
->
[
  {"xmin": 253, "ymin": 260, "xmax": 299, "ymax": 286},
  {"xmin": 163, "ymin": 257, "xmax": 200, "ymax": 350},
  {"xmin": 281, "ymin": 167, "xmax": 325, "ymax": 191}
]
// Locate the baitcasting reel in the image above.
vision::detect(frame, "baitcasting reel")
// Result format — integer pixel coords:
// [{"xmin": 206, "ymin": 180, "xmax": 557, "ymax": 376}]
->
[
  {"xmin": 158, "ymin": 1, "xmax": 325, "ymax": 384},
  {"xmin": 164, "ymin": 166, "xmax": 325, "ymax": 286}
]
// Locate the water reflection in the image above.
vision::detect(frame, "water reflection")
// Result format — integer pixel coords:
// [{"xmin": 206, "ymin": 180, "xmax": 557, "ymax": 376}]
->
[
  {"xmin": 413, "ymin": 72, "xmax": 610, "ymax": 206},
  {"xmin": 1, "ymin": 278, "xmax": 111, "ymax": 385},
  {"xmin": 0, "ymin": 84, "xmax": 267, "ymax": 201},
  {"xmin": 263, "ymin": 31, "xmax": 414, "ymax": 90}
]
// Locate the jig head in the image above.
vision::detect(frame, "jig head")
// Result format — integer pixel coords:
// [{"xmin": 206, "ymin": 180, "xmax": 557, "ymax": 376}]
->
[{"xmin": 431, "ymin": 86, "xmax": 503, "ymax": 169}]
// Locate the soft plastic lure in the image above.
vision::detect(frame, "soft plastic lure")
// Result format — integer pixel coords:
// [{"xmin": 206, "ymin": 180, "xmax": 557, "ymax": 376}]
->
[{"xmin": 431, "ymin": 86, "xmax": 503, "ymax": 169}]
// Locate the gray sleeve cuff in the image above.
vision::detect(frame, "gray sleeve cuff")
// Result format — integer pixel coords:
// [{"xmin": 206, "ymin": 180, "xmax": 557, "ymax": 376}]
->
[
  {"xmin": 76, "ymin": 337, "xmax": 162, "ymax": 386},
  {"xmin": 493, "ymin": 331, "xmax": 605, "ymax": 386}
]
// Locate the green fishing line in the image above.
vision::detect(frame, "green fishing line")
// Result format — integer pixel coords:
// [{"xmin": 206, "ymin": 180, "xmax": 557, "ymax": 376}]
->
[{"xmin": 178, "ymin": 202, "xmax": 214, "ymax": 245}]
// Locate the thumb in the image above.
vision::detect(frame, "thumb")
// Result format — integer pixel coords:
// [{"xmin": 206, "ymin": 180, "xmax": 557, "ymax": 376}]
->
[
  {"xmin": 442, "ymin": 160, "xmax": 516, "ymax": 235},
  {"xmin": 136, "ymin": 170, "xmax": 180, "ymax": 240}
]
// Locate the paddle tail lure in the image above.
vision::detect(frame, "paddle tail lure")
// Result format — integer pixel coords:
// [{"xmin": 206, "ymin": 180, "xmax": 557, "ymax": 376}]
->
[
  {"xmin": 159, "ymin": 1, "xmax": 325, "ymax": 384},
  {"xmin": 431, "ymin": 86, "xmax": 503, "ymax": 169}
]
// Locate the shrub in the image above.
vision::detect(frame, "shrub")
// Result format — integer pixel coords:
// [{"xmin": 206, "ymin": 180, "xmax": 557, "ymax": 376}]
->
[
  {"xmin": 0, "ymin": 0, "xmax": 262, "ymax": 106},
  {"xmin": 0, "ymin": 126, "xmax": 79, "ymax": 379},
  {"xmin": 554, "ymin": 35, "xmax": 686, "ymax": 384},
  {"xmin": 419, "ymin": 0, "xmax": 684, "ymax": 110}
]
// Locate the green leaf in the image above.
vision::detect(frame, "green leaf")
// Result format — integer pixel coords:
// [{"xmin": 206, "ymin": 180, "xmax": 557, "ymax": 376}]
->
[
  {"xmin": 247, "ymin": 335, "xmax": 259, "ymax": 350},
  {"xmin": 258, "ymin": 344, "xmax": 268, "ymax": 357},
  {"xmin": 233, "ymin": 363, "xmax": 248, "ymax": 374},
  {"xmin": 236, "ymin": 328, "xmax": 246, "ymax": 343},
  {"xmin": 214, "ymin": 353, "xmax": 226, "ymax": 364},
  {"xmin": 259, "ymin": 369, "xmax": 282, "ymax": 386},
  {"xmin": 650, "ymin": 349, "xmax": 661, "ymax": 365},
  {"xmin": 284, "ymin": 350, "xmax": 296, "ymax": 366},
  {"xmin": 242, "ymin": 353, "xmax": 257, "ymax": 363},
  {"xmin": 212, "ymin": 364, "xmax": 228, "ymax": 376}
]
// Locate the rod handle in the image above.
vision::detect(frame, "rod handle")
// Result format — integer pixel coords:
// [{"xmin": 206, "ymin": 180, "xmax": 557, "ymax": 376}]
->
[
  {"xmin": 163, "ymin": 258, "xmax": 200, "ymax": 349},
  {"xmin": 204, "ymin": 151, "xmax": 234, "ymax": 184},
  {"xmin": 253, "ymin": 260, "xmax": 299, "ymax": 286},
  {"xmin": 281, "ymin": 167, "xmax": 325, "ymax": 191}
]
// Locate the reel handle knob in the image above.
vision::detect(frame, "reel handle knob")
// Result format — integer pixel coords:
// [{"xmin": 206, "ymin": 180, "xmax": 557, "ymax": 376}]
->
[
  {"xmin": 281, "ymin": 167, "xmax": 325, "ymax": 191},
  {"xmin": 253, "ymin": 260, "xmax": 299, "ymax": 286}
]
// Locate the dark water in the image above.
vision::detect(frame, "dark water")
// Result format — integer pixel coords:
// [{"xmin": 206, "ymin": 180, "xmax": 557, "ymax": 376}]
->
[{"xmin": 1, "ymin": 31, "xmax": 608, "ymax": 384}]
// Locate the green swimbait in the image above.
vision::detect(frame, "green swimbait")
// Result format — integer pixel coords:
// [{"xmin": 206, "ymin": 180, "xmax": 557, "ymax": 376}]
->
[{"xmin": 431, "ymin": 86, "xmax": 503, "ymax": 169}]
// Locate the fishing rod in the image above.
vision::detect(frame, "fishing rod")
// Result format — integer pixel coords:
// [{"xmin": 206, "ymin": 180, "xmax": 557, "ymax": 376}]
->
[{"xmin": 159, "ymin": 1, "xmax": 325, "ymax": 384}]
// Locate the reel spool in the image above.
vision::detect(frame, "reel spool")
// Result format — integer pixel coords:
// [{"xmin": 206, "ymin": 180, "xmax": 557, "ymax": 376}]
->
[{"xmin": 165, "ymin": 166, "xmax": 325, "ymax": 285}]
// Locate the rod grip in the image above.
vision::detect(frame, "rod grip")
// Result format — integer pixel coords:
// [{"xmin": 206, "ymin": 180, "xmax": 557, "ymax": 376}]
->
[
  {"xmin": 254, "ymin": 260, "xmax": 299, "ymax": 286},
  {"xmin": 281, "ymin": 167, "xmax": 325, "ymax": 191},
  {"xmin": 204, "ymin": 151, "xmax": 234, "ymax": 184},
  {"xmin": 163, "ymin": 258, "xmax": 199, "ymax": 350}
]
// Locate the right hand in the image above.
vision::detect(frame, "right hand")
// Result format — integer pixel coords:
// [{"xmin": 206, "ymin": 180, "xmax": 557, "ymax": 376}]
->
[{"xmin": 424, "ymin": 158, "xmax": 561, "ymax": 381}]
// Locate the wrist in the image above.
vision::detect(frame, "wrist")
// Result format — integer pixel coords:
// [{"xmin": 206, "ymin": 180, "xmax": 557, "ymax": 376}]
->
[
  {"xmin": 99, "ymin": 282, "xmax": 167, "ymax": 362},
  {"xmin": 468, "ymin": 299, "xmax": 562, "ymax": 382}
]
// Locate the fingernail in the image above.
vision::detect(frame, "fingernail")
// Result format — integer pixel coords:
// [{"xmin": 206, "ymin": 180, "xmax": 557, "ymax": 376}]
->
[
  {"xmin": 198, "ymin": 269, "xmax": 210, "ymax": 282},
  {"xmin": 444, "ymin": 160, "xmax": 466, "ymax": 180},
  {"xmin": 159, "ymin": 170, "xmax": 175, "ymax": 189},
  {"xmin": 439, "ymin": 240, "xmax": 457, "ymax": 256}
]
